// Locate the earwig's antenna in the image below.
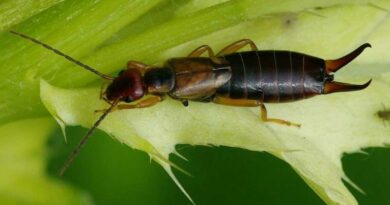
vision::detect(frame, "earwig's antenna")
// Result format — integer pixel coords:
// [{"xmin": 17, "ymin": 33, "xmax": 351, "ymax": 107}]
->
[
  {"xmin": 59, "ymin": 99, "xmax": 119, "ymax": 176},
  {"xmin": 9, "ymin": 30, "xmax": 114, "ymax": 80}
]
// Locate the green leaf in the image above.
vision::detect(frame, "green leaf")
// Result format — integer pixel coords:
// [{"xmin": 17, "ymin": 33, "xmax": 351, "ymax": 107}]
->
[
  {"xmin": 0, "ymin": 118, "xmax": 91, "ymax": 205},
  {"xmin": 0, "ymin": 0, "xmax": 65, "ymax": 31},
  {"xmin": 40, "ymin": 75, "xmax": 390, "ymax": 205},
  {"xmin": 0, "ymin": 0, "xmax": 163, "ymax": 123},
  {"xmin": 2, "ymin": 1, "xmax": 390, "ymax": 205}
]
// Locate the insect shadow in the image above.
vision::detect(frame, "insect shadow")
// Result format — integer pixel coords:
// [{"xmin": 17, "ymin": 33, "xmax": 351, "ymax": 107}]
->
[{"xmin": 377, "ymin": 104, "xmax": 390, "ymax": 126}]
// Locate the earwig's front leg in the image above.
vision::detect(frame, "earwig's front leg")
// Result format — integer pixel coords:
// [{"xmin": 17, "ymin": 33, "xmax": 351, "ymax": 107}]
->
[
  {"xmin": 99, "ymin": 83, "xmax": 110, "ymax": 100},
  {"xmin": 260, "ymin": 104, "xmax": 301, "ymax": 127},
  {"xmin": 216, "ymin": 39, "xmax": 258, "ymax": 56},
  {"xmin": 95, "ymin": 96, "xmax": 164, "ymax": 113},
  {"xmin": 188, "ymin": 45, "xmax": 216, "ymax": 57},
  {"xmin": 99, "ymin": 83, "xmax": 112, "ymax": 105},
  {"xmin": 99, "ymin": 83, "xmax": 106, "ymax": 100},
  {"xmin": 117, "ymin": 95, "xmax": 164, "ymax": 110},
  {"xmin": 127, "ymin": 60, "xmax": 150, "ymax": 74}
]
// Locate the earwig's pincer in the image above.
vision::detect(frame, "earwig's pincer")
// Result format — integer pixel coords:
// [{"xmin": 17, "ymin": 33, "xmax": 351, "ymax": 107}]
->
[
  {"xmin": 323, "ymin": 43, "xmax": 372, "ymax": 94},
  {"xmin": 325, "ymin": 43, "xmax": 371, "ymax": 73},
  {"xmin": 324, "ymin": 79, "xmax": 371, "ymax": 94},
  {"xmin": 9, "ymin": 30, "xmax": 372, "ymax": 176}
]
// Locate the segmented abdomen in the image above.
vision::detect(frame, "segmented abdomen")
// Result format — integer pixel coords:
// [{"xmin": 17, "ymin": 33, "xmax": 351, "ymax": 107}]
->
[{"xmin": 216, "ymin": 51, "xmax": 326, "ymax": 103}]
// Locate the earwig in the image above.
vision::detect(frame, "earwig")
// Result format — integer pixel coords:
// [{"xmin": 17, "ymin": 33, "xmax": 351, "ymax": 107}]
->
[{"xmin": 10, "ymin": 31, "xmax": 372, "ymax": 175}]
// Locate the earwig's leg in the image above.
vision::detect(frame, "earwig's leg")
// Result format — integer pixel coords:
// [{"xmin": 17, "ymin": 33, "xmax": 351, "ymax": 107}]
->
[
  {"xmin": 94, "ymin": 96, "xmax": 164, "ymax": 113},
  {"xmin": 188, "ymin": 45, "xmax": 224, "ymax": 64},
  {"xmin": 117, "ymin": 96, "xmax": 164, "ymax": 110},
  {"xmin": 188, "ymin": 45, "xmax": 216, "ymax": 57},
  {"xmin": 260, "ymin": 104, "xmax": 301, "ymax": 127},
  {"xmin": 216, "ymin": 39, "xmax": 258, "ymax": 56},
  {"xmin": 102, "ymin": 97, "xmax": 111, "ymax": 105},
  {"xmin": 127, "ymin": 60, "xmax": 150, "ymax": 74},
  {"xmin": 181, "ymin": 100, "xmax": 189, "ymax": 107},
  {"xmin": 100, "ymin": 83, "xmax": 106, "ymax": 100},
  {"xmin": 99, "ymin": 83, "xmax": 112, "ymax": 105},
  {"xmin": 213, "ymin": 96, "xmax": 300, "ymax": 127},
  {"xmin": 213, "ymin": 96, "xmax": 260, "ymax": 106}
]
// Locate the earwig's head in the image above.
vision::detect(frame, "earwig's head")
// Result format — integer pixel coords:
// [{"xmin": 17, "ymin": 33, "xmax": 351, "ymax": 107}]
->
[
  {"xmin": 105, "ymin": 69, "xmax": 145, "ymax": 102},
  {"xmin": 8, "ymin": 30, "xmax": 148, "ymax": 176},
  {"xmin": 323, "ymin": 43, "xmax": 372, "ymax": 94}
]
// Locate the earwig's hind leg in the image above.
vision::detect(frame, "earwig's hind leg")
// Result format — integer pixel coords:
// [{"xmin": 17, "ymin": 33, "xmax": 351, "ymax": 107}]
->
[
  {"xmin": 216, "ymin": 39, "xmax": 258, "ymax": 56},
  {"xmin": 188, "ymin": 45, "xmax": 215, "ymax": 57},
  {"xmin": 213, "ymin": 96, "xmax": 260, "ymax": 106},
  {"xmin": 127, "ymin": 60, "xmax": 150, "ymax": 74},
  {"xmin": 260, "ymin": 104, "xmax": 301, "ymax": 127},
  {"xmin": 213, "ymin": 96, "xmax": 300, "ymax": 127}
]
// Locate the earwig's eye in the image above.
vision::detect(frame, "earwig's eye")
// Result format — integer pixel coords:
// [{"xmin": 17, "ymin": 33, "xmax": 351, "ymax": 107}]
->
[{"xmin": 118, "ymin": 70, "xmax": 125, "ymax": 76}]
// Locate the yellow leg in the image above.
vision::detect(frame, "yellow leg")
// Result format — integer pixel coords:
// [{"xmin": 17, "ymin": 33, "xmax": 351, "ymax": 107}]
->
[
  {"xmin": 117, "ymin": 96, "xmax": 163, "ymax": 110},
  {"xmin": 188, "ymin": 45, "xmax": 215, "ymax": 57},
  {"xmin": 260, "ymin": 104, "xmax": 301, "ymax": 127},
  {"xmin": 217, "ymin": 39, "xmax": 258, "ymax": 56},
  {"xmin": 127, "ymin": 60, "xmax": 149, "ymax": 74},
  {"xmin": 95, "ymin": 96, "xmax": 163, "ymax": 113},
  {"xmin": 213, "ymin": 96, "xmax": 300, "ymax": 127},
  {"xmin": 99, "ymin": 83, "xmax": 112, "ymax": 104},
  {"xmin": 213, "ymin": 96, "xmax": 260, "ymax": 107},
  {"xmin": 99, "ymin": 83, "xmax": 106, "ymax": 100}
]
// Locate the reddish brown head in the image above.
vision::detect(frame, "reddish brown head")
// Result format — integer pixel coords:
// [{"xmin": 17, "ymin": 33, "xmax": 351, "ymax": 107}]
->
[
  {"xmin": 105, "ymin": 68, "xmax": 145, "ymax": 102},
  {"xmin": 9, "ymin": 30, "xmax": 147, "ymax": 176}
]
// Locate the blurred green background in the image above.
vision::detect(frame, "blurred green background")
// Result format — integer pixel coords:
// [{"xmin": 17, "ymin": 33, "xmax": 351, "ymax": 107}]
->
[{"xmin": 46, "ymin": 126, "xmax": 390, "ymax": 205}]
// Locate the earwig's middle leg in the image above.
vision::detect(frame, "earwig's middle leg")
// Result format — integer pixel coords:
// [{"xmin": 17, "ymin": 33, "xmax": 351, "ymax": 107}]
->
[
  {"xmin": 188, "ymin": 45, "xmax": 215, "ymax": 57},
  {"xmin": 216, "ymin": 39, "xmax": 258, "ymax": 56},
  {"xmin": 127, "ymin": 60, "xmax": 150, "ymax": 74},
  {"xmin": 260, "ymin": 104, "xmax": 301, "ymax": 127}
]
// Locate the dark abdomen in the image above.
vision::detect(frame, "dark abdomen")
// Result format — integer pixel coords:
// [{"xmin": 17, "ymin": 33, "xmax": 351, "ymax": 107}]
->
[{"xmin": 216, "ymin": 51, "xmax": 326, "ymax": 103}]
